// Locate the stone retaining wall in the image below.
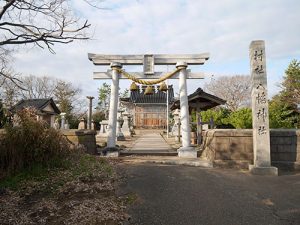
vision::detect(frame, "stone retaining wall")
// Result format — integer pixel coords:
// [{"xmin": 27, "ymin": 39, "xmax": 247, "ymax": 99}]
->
[
  {"xmin": 61, "ymin": 129, "xmax": 97, "ymax": 155},
  {"xmin": 0, "ymin": 129, "xmax": 97, "ymax": 155},
  {"xmin": 201, "ymin": 129, "xmax": 300, "ymax": 170}
]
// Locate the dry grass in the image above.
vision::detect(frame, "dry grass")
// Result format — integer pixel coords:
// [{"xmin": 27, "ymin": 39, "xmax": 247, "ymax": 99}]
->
[{"xmin": 0, "ymin": 155, "xmax": 129, "ymax": 225}]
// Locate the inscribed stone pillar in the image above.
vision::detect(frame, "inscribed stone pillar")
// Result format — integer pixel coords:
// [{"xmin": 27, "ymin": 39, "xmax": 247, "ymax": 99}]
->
[
  {"xmin": 249, "ymin": 40, "xmax": 277, "ymax": 175},
  {"xmin": 106, "ymin": 62, "xmax": 122, "ymax": 151},
  {"xmin": 176, "ymin": 62, "xmax": 197, "ymax": 158}
]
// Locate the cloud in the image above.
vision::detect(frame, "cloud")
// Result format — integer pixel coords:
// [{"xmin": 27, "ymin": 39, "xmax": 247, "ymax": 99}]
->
[{"xmin": 11, "ymin": 0, "xmax": 300, "ymax": 100}]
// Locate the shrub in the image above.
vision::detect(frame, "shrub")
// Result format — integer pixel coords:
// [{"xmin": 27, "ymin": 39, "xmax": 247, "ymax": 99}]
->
[
  {"xmin": 0, "ymin": 108, "xmax": 72, "ymax": 178},
  {"xmin": 199, "ymin": 108, "xmax": 231, "ymax": 127},
  {"xmin": 223, "ymin": 108, "xmax": 253, "ymax": 129}
]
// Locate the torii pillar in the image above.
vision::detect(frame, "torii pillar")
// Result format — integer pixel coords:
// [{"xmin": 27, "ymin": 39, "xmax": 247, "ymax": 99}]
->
[
  {"xmin": 88, "ymin": 53, "xmax": 209, "ymax": 157},
  {"xmin": 107, "ymin": 62, "xmax": 122, "ymax": 149},
  {"xmin": 177, "ymin": 62, "xmax": 196, "ymax": 158}
]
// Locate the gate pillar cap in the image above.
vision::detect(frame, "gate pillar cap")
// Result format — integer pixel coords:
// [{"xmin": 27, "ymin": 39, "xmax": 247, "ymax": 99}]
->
[
  {"xmin": 176, "ymin": 61, "xmax": 188, "ymax": 69},
  {"xmin": 110, "ymin": 62, "xmax": 122, "ymax": 68}
]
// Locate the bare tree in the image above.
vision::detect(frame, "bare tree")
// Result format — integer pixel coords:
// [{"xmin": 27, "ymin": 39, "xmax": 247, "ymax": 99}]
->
[
  {"xmin": 0, "ymin": 77, "xmax": 20, "ymax": 108},
  {"xmin": 54, "ymin": 80, "xmax": 86, "ymax": 124},
  {"xmin": 18, "ymin": 75, "xmax": 58, "ymax": 99},
  {"xmin": 0, "ymin": 0, "xmax": 105, "ymax": 86},
  {"xmin": 1, "ymin": 75, "xmax": 58, "ymax": 107},
  {"xmin": 0, "ymin": 47, "xmax": 24, "ymax": 89},
  {"xmin": 0, "ymin": 0, "xmax": 91, "ymax": 53},
  {"xmin": 204, "ymin": 75, "xmax": 251, "ymax": 112},
  {"xmin": 0, "ymin": 74, "xmax": 84, "ymax": 115}
]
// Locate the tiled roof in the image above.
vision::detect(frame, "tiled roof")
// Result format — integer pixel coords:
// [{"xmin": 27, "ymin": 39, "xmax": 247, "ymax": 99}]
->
[
  {"xmin": 10, "ymin": 98, "xmax": 61, "ymax": 114},
  {"xmin": 170, "ymin": 88, "xmax": 226, "ymax": 111},
  {"xmin": 128, "ymin": 85, "xmax": 174, "ymax": 104}
]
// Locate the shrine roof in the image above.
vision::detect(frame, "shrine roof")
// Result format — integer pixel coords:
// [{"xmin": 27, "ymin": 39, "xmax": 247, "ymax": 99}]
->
[
  {"xmin": 170, "ymin": 88, "xmax": 226, "ymax": 111},
  {"xmin": 121, "ymin": 85, "xmax": 174, "ymax": 104},
  {"xmin": 10, "ymin": 98, "xmax": 61, "ymax": 114}
]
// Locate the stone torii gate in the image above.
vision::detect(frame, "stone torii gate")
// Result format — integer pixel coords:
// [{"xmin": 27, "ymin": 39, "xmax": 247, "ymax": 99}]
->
[{"xmin": 88, "ymin": 53, "xmax": 209, "ymax": 158}]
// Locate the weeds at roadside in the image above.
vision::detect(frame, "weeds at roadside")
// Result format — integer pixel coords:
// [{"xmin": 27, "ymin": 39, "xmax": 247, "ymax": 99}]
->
[{"xmin": 0, "ymin": 154, "xmax": 129, "ymax": 225}]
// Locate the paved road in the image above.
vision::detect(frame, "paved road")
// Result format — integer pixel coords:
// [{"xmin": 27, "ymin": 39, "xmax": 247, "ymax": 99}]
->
[{"xmin": 118, "ymin": 163, "xmax": 300, "ymax": 225}]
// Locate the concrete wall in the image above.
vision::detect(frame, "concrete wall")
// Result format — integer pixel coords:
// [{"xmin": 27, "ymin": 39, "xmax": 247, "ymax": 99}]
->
[
  {"xmin": 201, "ymin": 129, "xmax": 300, "ymax": 170},
  {"xmin": 61, "ymin": 129, "xmax": 97, "ymax": 155}
]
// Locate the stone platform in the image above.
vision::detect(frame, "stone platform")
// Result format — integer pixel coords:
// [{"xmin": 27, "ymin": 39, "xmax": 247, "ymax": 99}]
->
[{"xmin": 121, "ymin": 132, "xmax": 178, "ymax": 156}]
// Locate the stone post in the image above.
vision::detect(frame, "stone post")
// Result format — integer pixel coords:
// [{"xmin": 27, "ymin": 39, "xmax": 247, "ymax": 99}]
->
[
  {"xmin": 54, "ymin": 118, "xmax": 60, "ymax": 129},
  {"xmin": 128, "ymin": 115, "xmax": 135, "ymax": 135},
  {"xmin": 173, "ymin": 109, "xmax": 181, "ymax": 142},
  {"xmin": 86, "ymin": 96, "xmax": 94, "ymax": 129},
  {"xmin": 122, "ymin": 110, "xmax": 131, "ymax": 137},
  {"xmin": 60, "ymin": 113, "xmax": 66, "ymax": 130},
  {"xmin": 249, "ymin": 40, "xmax": 278, "ymax": 175},
  {"xmin": 97, "ymin": 120, "xmax": 108, "ymax": 137},
  {"xmin": 91, "ymin": 119, "xmax": 96, "ymax": 130},
  {"xmin": 196, "ymin": 106, "xmax": 202, "ymax": 145},
  {"xmin": 176, "ymin": 62, "xmax": 196, "ymax": 158},
  {"xmin": 106, "ymin": 62, "xmax": 122, "ymax": 151},
  {"xmin": 166, "ymin": 81, "xmax": 169, "ymax": 138},
  {"xmin": 116, "ymin": 107, "xmax": 125, "ymax": 140},
  {"xmin": 78, "ymin": 118, "xmax": 86, "ymax": 129},
  {"xmin": 117, "ymin": 116, "xmax": 125, "ymax": 141}
]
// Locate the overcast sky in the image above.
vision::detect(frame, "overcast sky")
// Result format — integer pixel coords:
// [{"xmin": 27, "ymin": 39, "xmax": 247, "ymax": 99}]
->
[{"xmin": 12, "ymin": 0, "xmax": 300, "ymax": 104}]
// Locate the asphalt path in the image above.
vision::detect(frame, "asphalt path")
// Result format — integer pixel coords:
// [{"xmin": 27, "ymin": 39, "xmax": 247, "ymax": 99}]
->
[{"xmin": 118, "ymin": 163, "xmax": 300, "ymax": 225}]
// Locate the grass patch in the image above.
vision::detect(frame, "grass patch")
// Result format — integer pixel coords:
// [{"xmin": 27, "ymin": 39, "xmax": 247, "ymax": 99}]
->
[
  {"xmin": 0, "ymin": 164, "xmax": 48, "ymax": 190},
  {"xmin": 125, "ymin": 192, "xmax": 139, "ymax": 205}
]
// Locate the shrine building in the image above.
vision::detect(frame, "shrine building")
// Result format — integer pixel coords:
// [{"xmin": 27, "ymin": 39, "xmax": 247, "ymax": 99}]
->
[{"xmin": 121, "ymin": 85, "xmax": 174, "ymax": 129}]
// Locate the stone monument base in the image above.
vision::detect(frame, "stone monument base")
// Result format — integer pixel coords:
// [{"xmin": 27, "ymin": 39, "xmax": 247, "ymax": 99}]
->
[
  {"xmin": 177, "ymin": 147, "xmax": 197, "ymax": 158},
  {"xmin": 249, "ymin": 165, "xmax": 278, "ymax": 176},
  {"xmin": 117, "ymin": 133, "xmax": 125, "ymax": 141},
  {"xmin": 123, "ymin": 132, "xmax": 131, "ymax": 137},
  {"xmin": 103, "ymin": 147, "xmax": 120, "ymax": 157},
  {"xmin": 97, "ymin": 133, "xmax": 108, "ymax": 138}
]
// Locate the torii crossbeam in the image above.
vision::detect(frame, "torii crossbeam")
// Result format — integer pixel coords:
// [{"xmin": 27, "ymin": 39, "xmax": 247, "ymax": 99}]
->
[{"xmin": 88, "ymin": 53, "xmax": 210, "ymax": 158}]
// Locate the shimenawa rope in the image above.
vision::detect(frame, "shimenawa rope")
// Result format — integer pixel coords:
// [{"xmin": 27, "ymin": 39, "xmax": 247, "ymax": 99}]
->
[{"xmin": 112, "ymin": 67, "xmax": 182, "ymax": 85}]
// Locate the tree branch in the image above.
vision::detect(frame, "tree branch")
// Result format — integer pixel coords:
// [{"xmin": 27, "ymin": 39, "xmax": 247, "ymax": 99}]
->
[{"xmin": 0, "ymin": 0, "xmax": 16, "ymax": 20}]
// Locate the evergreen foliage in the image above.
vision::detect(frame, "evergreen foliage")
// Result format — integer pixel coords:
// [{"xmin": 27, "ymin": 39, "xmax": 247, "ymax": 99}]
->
[
  {"xmin": 97, "ymin": 82, "xmax": 111, "ymax": 110},
  {"xmin": 269, "ymin": 96, "xmax": 298, "ymax": 128},
  {"xmin": 280, "ymin": 59, "xmax": 300, "ymax": 108},
  {"xmin": 223, "ymin": 108, "xmax": 252, "ymax": 129},
  {"xmin": 200, "ymin": 108, "xmax": 231, "ymax": 127}
]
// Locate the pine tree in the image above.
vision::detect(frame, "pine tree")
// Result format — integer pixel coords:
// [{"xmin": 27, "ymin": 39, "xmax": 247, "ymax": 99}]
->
[
  {"xmin": 281, "ymin": 59, "xmax": 300, "ymax": 108},
  {"xmin": 273, "ymin": 59, "xmax": 300, "ymax": 128}
]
